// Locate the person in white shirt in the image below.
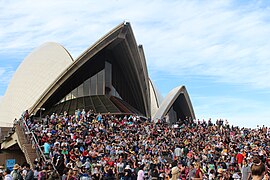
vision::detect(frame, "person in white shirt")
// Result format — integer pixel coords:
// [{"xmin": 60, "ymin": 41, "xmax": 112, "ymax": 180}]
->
[
  {"xmin": 3, "ymin": 169, "xmax": 12, "ymax": 180},
  {"xmin": 137, "ymin": 165, "xmax": 144, "ymax": 180}
]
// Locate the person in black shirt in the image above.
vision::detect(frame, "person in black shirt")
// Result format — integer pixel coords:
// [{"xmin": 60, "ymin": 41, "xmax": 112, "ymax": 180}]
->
[{"xmin": 124, "ymin": 165, "xmax": 132, "ymax": 180}]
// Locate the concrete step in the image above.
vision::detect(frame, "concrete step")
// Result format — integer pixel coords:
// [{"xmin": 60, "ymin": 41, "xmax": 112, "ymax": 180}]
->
[{"xmin": 15, "ymin": 124, "xmax": 37, "ymax": 168}]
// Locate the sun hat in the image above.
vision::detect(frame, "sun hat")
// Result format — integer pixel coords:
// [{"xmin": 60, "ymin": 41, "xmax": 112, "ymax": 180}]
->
[
  {"xmin": 217, "ymin": 168, "xmax": 223, "ymax": 174},
  {"xmin": 13, "ymin": 164, "xmax": 20, "ymax": 170}
]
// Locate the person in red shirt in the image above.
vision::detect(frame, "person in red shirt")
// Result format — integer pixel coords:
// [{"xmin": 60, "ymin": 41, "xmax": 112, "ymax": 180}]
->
[
  {"xmin": 236, "ymin": 150, "xmax": 244, "ymax": 170},
  {"xmin": 193, "ymin": 162, "xmax": 203, "ymax": 180}
]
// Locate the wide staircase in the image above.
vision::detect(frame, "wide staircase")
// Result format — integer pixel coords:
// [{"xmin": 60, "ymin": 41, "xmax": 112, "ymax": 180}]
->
[
  {"xmin": 15, "ymin": 119, "xmax": 58, "ymax": 174},
  {"xmin": 15, "ymin": 121, "xmax": 38, "ymax": 168}
]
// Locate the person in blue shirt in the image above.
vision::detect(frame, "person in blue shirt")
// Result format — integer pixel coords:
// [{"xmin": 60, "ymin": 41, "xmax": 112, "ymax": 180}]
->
[{"xmin": 43, "ymin": 140, "xmax": 50, "ymax": 158}]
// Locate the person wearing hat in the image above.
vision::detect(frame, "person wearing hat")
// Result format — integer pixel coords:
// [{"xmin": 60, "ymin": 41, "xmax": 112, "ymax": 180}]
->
[{"xmin": 11, "ymin": 164, "xmax": 21, "ymax": 180}]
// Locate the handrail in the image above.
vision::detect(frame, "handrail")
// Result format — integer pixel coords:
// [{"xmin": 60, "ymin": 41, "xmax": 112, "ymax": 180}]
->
[
  {"xmin": 26, "ymin": 122, "xmax": 47, "ymax": 162},
  {"xmin": 18, "ymin": 119, "xmax": 46, "ymax": 162},
  {"xmin": 18, "ymin": 118, "xmax": 58, "ymax": 173}
]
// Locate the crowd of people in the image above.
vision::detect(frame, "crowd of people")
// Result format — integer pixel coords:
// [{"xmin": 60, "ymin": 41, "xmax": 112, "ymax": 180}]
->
[{"xmin": 5, "ymin": 109, "xmax": 270, "ymax": 179}]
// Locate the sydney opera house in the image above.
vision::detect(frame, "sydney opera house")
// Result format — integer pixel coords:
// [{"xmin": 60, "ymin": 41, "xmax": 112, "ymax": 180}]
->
[
  {"xmin": 0, "ymin": 22, "xmax": 195, "ymax": 127},
  {"xmin": 0, "ymin": 22, "xmax": 195, "ymax": 165}
]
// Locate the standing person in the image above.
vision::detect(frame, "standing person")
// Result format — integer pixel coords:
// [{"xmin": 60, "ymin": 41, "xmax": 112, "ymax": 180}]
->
[
  {"xmin": 171, "ymin": 161, "xmax": 180, "ymax": 180},
  {"xmin": 123, "ymin": 165, "xmax": 132, "ymax": 180},
  {"xmin": 117, "ymin": 159, "xmax": 125, "ymax": 180},
  {"xmin": 208, "ymin": 169, "xmax": 215, "ymax": 180},
  {"xmin": 25, "ymin": 164, "xmax": 34, "ymax": 180},
  {"xmin": 0, "ymin": 169, "xmax": 3, "ymax": 180},
  {"xmin": 11, "ymin": 164, "xmax": 21, "ymax": 180},
  {"xmin": 192, "ymin": 163, "xmax": 203, "ymax": 180},
  {"xmin": 151, "ymin": 165, "xmax": 159, "ymax": 180},
  {"xmin": 236, "ymin": 150, "xmax": 244, "ymax": 170},
  {"xmin": 174, "ymin": 146, "xmax": 182, "ymax": 160},
  {"xmin": 242, "ymin": 159, "xmax": 251, "ymax": 180},
  {"xmin": 137, "ymin": 165, "xmax": 144, "ymax": 180},
  {"xmin": 56, "ymin": 153, "xmax": 65, "ymax": 176},
  {"xmin": 188, "ymin": 163, "xmax": 196, "ymax": 180},
  {"xmin": 3, "ymin": 169, "xmax": 12, "ymax": 180},
  {"xmin": 43, "ymin": 140, "xmax": 51, "ymax": 159}
]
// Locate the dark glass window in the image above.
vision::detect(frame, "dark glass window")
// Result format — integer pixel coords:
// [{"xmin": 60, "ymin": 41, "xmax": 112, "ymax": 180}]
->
[
  {"xmin": 90, "ymin": 74, "xmax": 97, "ymax": 95},
  {"xmin": 77, "ymin": 84, "xmax": 84, "ymax": 98},
  {"xmin": 97, "ymin": 70, "xmax": 104, "ymax": 95},
  {"xmin": 83, "ymin": 79, "xmax": 90, "ymax": 96},
  {"xmin": 72, "ymin": 88, "xmax": 78, "ymax": 99}
]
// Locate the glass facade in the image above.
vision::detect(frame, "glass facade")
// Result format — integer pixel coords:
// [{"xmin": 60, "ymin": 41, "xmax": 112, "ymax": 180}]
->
[
  {"xmin": 77, "ymin": 84, "xmax": 84, "ymax": 98},
  {"xmin": 83, "ymin": 79, "xmax": 90, "ymax": 96},
  {"xmin": 59, "ymin": 62, "xmax": 121, "ymax": 104},
  {"xmin": 71, "ymin": 88, "xmax": 78, "ymax": 99},
  {"xmin": 105, "ymin": 61, "xmax": 112, "ymax": 95},
  {"xmin": 97, "ymin": 70, "xmax": 104, "ymax": 95},
  {"xmin": 90, "ymin": 74, "xmax": 97, "ymax": 95}
]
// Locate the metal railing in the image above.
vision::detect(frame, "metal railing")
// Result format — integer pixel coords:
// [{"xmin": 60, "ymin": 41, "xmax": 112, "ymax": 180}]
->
[{"xmin": 17, "ymin": 118, "xmax": 58, "ymax": 173}]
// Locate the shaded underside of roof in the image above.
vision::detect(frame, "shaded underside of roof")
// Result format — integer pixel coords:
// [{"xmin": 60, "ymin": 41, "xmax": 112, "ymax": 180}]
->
[
  {"xmin": 153, "ymin": 86, "xmax": 195, "ymax": 122},
  {"xmin": 31, "ymin": 22, "xmax": 151, "ymax": 118},
  {"xmin": 44, "ymin": 95, "xmax": 142, "ymax": 116}
]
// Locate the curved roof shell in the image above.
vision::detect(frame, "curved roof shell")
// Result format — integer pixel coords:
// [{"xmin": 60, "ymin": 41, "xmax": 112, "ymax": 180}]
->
[
  {"xmin": 30, "ymin": 22, "xmax": 151, "ymax": 117},
  {"xmin": 149, "ymin": 79, "xmax": 163, "ymax": 117},
  {"xmin": 0, "ymin": 22, "xmax": 195, "ymax": 126},
  {"xmin": 153, "ymin": 86, "xmax": 195, "ymax": 123},
  {"xmin": 0, "ymin": 42, "xmax": 73, "ymax": 126}
]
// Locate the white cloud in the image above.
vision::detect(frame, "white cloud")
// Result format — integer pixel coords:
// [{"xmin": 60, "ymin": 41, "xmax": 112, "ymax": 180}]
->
[
  {"xmin": 2, "ymin": 1, "xmax": 270, "ymax": 89},
  {"xmin": 0, "ymin": 0, "xmax": 270, "ymax": 127},
  {"xmin": 1, "ymin": 1, "xmax": 270, "ymax": 88},
  {"xmin": 133, "ymin": 1, "xmax": 270, "ymax": 90}
]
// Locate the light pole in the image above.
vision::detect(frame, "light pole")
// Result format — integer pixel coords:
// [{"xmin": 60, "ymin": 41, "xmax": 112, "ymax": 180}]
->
[{"xmin": 38, "ymin": 108, "xmax": 45, "ymax": 122}]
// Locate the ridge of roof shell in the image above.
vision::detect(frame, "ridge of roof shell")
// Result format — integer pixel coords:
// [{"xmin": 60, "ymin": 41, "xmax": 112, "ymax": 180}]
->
[
  {"xmin": 0, "ymin": 42, "xmax": 74, "ymax": 126},
  {"xmin": 149, "ymin": 78, "xmax": 164, "ymax": 117},
  {"xmin": 30, "ymin": 21, "xmax": 152, "ymax": 117},
  {"xmin": 153, "ymin": 85, "xmax": 195, "ymax": 122},
  {"xmin": 75, "ymin": 22, "xmax": 128, "ymax": 62},
  {"xmin": 0, "ymin": 22, "xmax": 195, "ymax": 126}
]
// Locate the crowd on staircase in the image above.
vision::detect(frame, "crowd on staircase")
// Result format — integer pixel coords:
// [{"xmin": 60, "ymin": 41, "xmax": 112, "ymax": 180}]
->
[{"xmin": 3, "ymin": 109, "xmax": 269, "ymax": 180}]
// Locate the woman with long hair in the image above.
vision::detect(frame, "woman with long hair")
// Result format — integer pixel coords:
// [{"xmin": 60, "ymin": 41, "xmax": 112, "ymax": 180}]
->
[{"xmin": 192, "ymin": 162, "xmax": 202, "ymax": 180}]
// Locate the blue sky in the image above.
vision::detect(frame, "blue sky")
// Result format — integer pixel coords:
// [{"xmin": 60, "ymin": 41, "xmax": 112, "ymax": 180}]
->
[{"xmin": 1, "ymin": 0, "xmax": 270, "ymax": 128}]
